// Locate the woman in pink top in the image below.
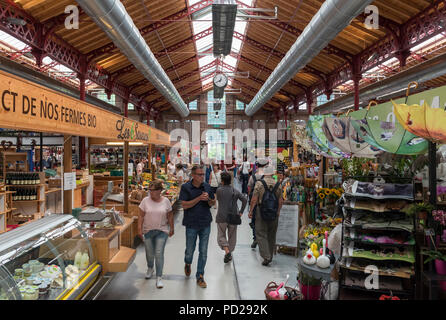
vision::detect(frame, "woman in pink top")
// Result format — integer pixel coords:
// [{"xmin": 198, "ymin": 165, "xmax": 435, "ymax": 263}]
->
[{"xmin": 138, "ymin": 180, "xmax": 174, "ymax": 288}]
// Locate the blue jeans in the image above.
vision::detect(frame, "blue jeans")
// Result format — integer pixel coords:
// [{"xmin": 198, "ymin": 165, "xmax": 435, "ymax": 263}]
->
[
  {"xmin": 184, "ymin": 226, "xmax": 211, "ymax": 279},
  {"xmin": 144, "ymin": 230, "xmax": 168, "ymax": 277}
]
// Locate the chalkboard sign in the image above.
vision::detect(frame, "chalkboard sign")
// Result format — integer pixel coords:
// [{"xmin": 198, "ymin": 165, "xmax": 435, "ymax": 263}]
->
[{"xmin": 275, "ymin": 205, "xmax": 299, "ymax": 248}]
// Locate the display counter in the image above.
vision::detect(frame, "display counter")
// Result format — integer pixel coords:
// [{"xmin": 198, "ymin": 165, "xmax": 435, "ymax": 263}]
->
[
  {"xmin": 86, "ymin": 216, "xmax": 136, "ymax": 274},
  {"xmin": 0, "ymin": 215, "xmax": 101, "ymax": 300}
]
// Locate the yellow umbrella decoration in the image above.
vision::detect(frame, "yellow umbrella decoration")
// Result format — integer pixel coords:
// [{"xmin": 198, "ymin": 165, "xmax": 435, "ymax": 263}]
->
[{"xmin": 393, "ymin": 87, "xmax": 446, "ymax": 144}]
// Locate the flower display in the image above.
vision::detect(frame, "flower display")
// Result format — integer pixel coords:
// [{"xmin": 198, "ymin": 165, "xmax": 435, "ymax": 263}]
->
[{"xmin": 432, "ymin": 210, "xmax": 446, "ymax": 227}]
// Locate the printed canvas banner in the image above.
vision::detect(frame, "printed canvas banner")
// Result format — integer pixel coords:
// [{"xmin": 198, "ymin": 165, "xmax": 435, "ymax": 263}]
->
[
  {"xmin": 350, "ymin": 88, "xmax": 431, "ymax": 155},
  {"xmin": 322, "ymin": 109, "xmax": 382, "ymax": 158}
]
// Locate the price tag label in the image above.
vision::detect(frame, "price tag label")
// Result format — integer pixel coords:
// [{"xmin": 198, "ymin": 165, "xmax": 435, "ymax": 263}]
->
[{"xmin": 63, "ymin": 172, "xmax": 76, "ymax": 191}]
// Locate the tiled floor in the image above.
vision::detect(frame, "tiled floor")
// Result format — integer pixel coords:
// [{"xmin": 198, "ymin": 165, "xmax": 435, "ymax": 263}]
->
[{"xmin": 98, "ymin": 180, "xmax": 298, "ymax": 300}]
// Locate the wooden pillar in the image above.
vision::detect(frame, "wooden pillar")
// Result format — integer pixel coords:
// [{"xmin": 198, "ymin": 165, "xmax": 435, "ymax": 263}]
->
[
  {"xmin": 293, "ymin": 141, "xmax": 299, "ymax": 163},
  {"xmin": 164, "ymin": 145, "xmax": 168, "ymax": 173},
  {"xmin": 123, "ymin": 141, "xmax": 129, "ymax": 213},
  {"xmin": 63, "ymin": 135, "xmax": 72, "ymax": 214}
]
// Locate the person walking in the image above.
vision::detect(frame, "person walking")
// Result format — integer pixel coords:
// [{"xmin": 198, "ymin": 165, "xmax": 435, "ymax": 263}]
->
[
  {"xmin": 247, "ymin": 160, "xmax": 263, "ymax": 249},
  {"xmin": 248, "ymin": 158, "xmax": 283, "ymax": 266},
  {"xmin": 216, "ymin": 172, "xmax": 247, "ymax": 263},
  {"xmin": 179, "ymin": 165, "xmax": 216, "ymax": 288},
  {"xmin": 240, "ymin": 157, "xmax": 251, "ymax": 195},
  {"xmin": 136, "ymin": 158, "xmax": 144, "ymax": 184},
  {"xmin": 175, "ymin": 164, "xmax": 186, "ymax": 185},
  {"xmin": 209, "ymin": 163, "xmax": 222, "ymax": 196},
  {"xmin": 225, "ymin": 157, "xmax": 236, "ymax": 186},
  {"xmin": 138, "ymin": 180, "xmax": 174, "ymax": 288},
  {"xmin": 167, "ymin": 161, "xmax": 176, "ymax": 177}
]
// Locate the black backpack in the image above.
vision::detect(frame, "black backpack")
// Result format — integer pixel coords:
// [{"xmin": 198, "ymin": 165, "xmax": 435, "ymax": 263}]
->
[{"xmin": 259, "ymin": 179, "xmax": 280, "ymax": 221}]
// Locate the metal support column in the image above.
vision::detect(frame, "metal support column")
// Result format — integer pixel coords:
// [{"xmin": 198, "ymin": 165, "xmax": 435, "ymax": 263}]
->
[
  {"xmin": 63, "ymin": 135, "xmax": 72, "ymax": 214},
  {"xmin": 306, "ymin": 88, "xmax": 313, "ymax": 115},
  {"xmin": 352, "ymin": 55, "xmax": 362, "ymax": 111},
  {"xmin": 79, "ymin": 74, "xmax": 87, "ymax": 167},
  {"xmin": 124, "ymin": 141, "xmax": 129, "ymax": 214},
  {"xmin": 123, "ymin": 100, "xmax": 129, "ymax": 212},
  {"xmin": 39, "ymin": 132, "xmax": 43, "ymax": 171},
  {"xmin": 429, "ymin": 142, "xmax": 437, "ymax": 205}
]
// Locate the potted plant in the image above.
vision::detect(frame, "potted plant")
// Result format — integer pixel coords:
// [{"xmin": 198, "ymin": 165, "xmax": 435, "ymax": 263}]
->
[
  {"xmin": 422, "ymin": 250, "xmax": 446, "ymax": 291},
  {"xmin": 297, "ymin": 270, "xmax": 322, "ymax": 300},
  {"xmin": 432, "ymin": 210, "xmax": 446, "ymax": 243},
  {"xmin": 405, "ymin": 202, "xmax": 434, "ymax": 223}
]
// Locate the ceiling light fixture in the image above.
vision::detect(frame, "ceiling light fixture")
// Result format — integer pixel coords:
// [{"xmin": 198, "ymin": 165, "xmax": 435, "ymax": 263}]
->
[{"xmin": 7, "ymin": 17, "xmax": 26, "ymax": 26}]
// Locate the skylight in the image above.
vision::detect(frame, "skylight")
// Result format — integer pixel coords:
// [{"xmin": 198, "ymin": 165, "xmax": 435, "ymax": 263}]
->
[
  {"xmin": 187, "ymin": 0, "xmax": 254, "ymax": 88},
  {"xmin": 0, "ymin": 31, "xmax": 27, "ymax": 50}
]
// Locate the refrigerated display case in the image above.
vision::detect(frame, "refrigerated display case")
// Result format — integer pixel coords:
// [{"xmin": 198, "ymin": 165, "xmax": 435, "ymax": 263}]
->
[{"xmin": 0, "ymin": 215, "xmax": 101, "ymax": 300}]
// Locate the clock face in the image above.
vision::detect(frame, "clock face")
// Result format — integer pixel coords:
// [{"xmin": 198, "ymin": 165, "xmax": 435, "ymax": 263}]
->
[{"xmin": 213, "ymin": 74, "xmax": 228, "ymax": 88}]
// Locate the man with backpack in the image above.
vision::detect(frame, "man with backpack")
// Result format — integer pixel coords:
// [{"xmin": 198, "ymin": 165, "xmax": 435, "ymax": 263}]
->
[
  {"xmin": 248, "ymin": 158, "xmax": 283, "ymax": 266},
  {"xmin": 247, "ymin": 161, "xmax": 263, "ymax": 249}
]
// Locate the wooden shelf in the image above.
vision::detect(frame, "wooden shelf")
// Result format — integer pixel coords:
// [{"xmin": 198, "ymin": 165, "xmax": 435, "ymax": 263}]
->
[
  {"xmin": 75, "ymin": 182, "xmax": 90, "ymax": 189},
  {"xmin": 13, "ymin": 200, "xmax": 44, "ymax": 203},
  {"xmin": 7, "ymin": 184, "xmax": 45, "ymax": 187},
  {"xmin": 107, "ymin": 246, "xmax": 136, "ymax": 273},
  {"xmin": 340, "ymin": 263, "xmax": 414, "ymax": 279},
  {"xmin": 45, "ymin": 188, "xmax": 61, "ymax": 194}
]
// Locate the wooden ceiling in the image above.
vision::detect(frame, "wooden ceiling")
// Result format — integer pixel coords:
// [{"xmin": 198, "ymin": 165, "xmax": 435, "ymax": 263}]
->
[{"xmin": 12, "ymin": 0, "xmax": 438, "ymax": 114}]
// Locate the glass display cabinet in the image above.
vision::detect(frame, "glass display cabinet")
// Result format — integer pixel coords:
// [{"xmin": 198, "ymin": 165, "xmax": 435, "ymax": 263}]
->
[{"xmin": 0, "ymin": 215, "xmax": 101, "ymax": 300}]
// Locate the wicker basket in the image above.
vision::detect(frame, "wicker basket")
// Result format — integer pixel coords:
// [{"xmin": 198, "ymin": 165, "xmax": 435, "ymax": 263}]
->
[{"xmin": 264, "ymin": 281, "xmax": 304, "ymax": 300}]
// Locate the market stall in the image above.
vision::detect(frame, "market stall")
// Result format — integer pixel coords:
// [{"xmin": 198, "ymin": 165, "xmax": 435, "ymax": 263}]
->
[
  {"xmin": 286, "ymin": 83, "xmax": 446, "ymax": 300},
  {"xmin": 0, "ymin": 69, "xmax": 170, "ymax": 299}
]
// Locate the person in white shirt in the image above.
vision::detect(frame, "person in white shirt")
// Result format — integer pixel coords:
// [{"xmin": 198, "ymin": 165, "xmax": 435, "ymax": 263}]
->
[
  {"xmin": 240, "ymin": 157, "xmax": 251, "ymax": 195},
  {"xmin": 136, "ymin": 159, "xmax": 144, "ymax": 184},
  {"xmin": 167, "ymin": 161, "xmax": 176, "ymax": 177},
  {"xmin": 175, "ymin": 164, "xmax": 186, "ymax": 185},
  {"xmin": 209, "ymin": 163, "xmax": 222, "ymax": 196}
]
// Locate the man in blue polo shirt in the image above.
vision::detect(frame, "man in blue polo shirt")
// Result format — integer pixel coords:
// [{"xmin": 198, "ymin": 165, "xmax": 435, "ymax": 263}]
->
[{"xmin": 179, "ymin": 164, "xmax": 216, "ymax": 288}]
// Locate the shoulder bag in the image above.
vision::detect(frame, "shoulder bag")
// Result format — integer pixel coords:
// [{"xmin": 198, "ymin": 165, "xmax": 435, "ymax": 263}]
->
[{"xmin": 226, "ymin": 188, "xmax": 242, "ymax": 225}]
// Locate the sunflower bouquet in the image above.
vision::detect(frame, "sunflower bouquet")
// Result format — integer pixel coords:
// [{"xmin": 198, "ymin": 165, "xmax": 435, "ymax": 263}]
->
[{"xmin": 316, "ymin": 187, "xmax": 344, "ymax": 202}]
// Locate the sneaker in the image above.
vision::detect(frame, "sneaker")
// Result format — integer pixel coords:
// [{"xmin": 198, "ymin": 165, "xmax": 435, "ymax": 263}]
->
[
  {"xmin": 156, "ymin": 277, "xmax": 164, "ymax": 289},
  {"xmin": 262, "ymin": 259, "xmax": 271, "ymax": 266},
  {"xmin": 251, "ymin": 240, "xmax": 257, "ymax": 249},
  {"xmin": 197, "ymin": 275, "xmax": 207, "ymax": 288},
  {"xmin": 145, "ymin": 268, "xmax": 154, "ymax": 279},
  {"xmin": 224, "ymin": 253, "xmax": 232, "ymax": 263},
  {"xmin": 184, "ymin": 264, "xmax": 191, "ymax": 277}
]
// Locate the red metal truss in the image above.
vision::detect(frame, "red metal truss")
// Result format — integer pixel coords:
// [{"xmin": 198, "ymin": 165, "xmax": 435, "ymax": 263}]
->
[
  {"xmin": 154, "ymin": 26, "xmax": 212, "ymax": 58},
  {"xmin": 359, "ymin": 0, "xmax": 446, "ymax": 73},
  {"xmin": 232, "ymin": 52, "xmax": 308, "ymax": 93},
  {"xmin": 0, "ymin": 0, "xmax": 160, "ymax": 116},
  {"xmin": 219, "ymin": 60, "xmax": 291, "ymax": 98},
  {"xmin": 86, "ymin": 0, "xmax": 213, "ymax": 59},
  {"xmin": 142, "ymin": 60, "xmax": 218, "ymax": 102},
  {"xmin": 235, "ymin": 0, "xmax": 352, "ymax": 60},
  {"xmin": 233, "ymin": 31, "xmax": 284, "ymax": 60}
]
